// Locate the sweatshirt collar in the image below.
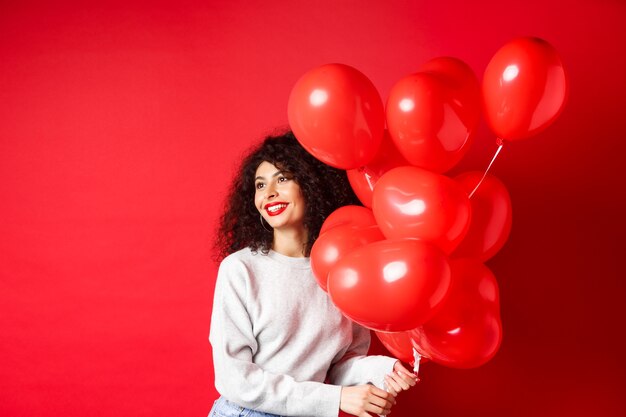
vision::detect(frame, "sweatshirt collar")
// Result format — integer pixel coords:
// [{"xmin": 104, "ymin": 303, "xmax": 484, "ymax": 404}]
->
[{"xmin": 265, "ymin": 249, "xmax": 311, "ymax": 269}]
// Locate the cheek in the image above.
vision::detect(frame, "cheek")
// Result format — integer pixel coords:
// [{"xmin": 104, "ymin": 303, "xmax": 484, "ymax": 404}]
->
[
  {"xmin": 254, "ymin": 193, "xmax": 263, "ymax": 211},
  {"xmin": 295, "ymin": 192, "xmax": 306, "ymax": 215}
]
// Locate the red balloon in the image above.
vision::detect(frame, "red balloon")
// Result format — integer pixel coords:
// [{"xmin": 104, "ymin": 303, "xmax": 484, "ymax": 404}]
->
[
  {"xmin": 411, "ymin": 258, "xmax": 502, "ymax": 369},
  {"xmin": 375, "ymin": 331, "xmax": 428, "ymax": 367},
  {"xmin": 328, "ymin": 239, "xmax": 451, "ymax": 332},
  {"xmin": 346, "ymin": 131, "xmax": 410, "ymax": 207},
  {"xmin": 386, "ymin": 58, "xmax": 481, "ymax": 173},
  {"xmin": 452, "ymin": 172, "xmax": 512, "ymax": 261},
  {"xmin": 288, "ymin": 63, "xmax": 385, "ymax": 169},
  {"xmin": 372, "ymin": 166, "xmax": 471, "ymax": 254},
  {"xmin": 419, "ymin": 57, "xmax": 481, "ymax": 102},
  {"xmin": 311, "ymin": 225, "xmax": 385, "ymax": 292},
  {"xmin": 483, "ymin": 37, "xmax": 568, "ymax": 141},
  {"xmin": 320, "ymin": 205, "xmax": 377, "ymax": 235}
]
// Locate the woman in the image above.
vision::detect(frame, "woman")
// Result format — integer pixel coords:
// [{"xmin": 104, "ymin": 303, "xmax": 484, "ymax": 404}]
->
[{"xmin": 210, "ymin": 130, "xmax": 417, "ymax": 417}]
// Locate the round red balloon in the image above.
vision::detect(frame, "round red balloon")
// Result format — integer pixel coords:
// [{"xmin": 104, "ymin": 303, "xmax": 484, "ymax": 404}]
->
[
  {"xmin": 320, "ymin": 205, "xmax": 377, "ymax": 235},
  {"xmin": 386, "ymin": 58, "xmax": 481, "ymax": 173},
  {"xmin": 347, "ymin": 131, "xmax": 410, "ymax": 208},
  {"xmin": 311, "ymin": 224, "xmax": 385, "ymax": 292},
  {"xmin": 328, "ymin": 239, "xmax": 451, "ymax": 332},
  {"xmin": 288, "ymin": 63, "xmax": 385, "ymax": 169},
  {"xmin": 411, "ymin": 258, "xmax": 502, "ymax": 369},
  {"xmin": 372, "ymin": 166, "xmax": 471, "ymax": 254},
  {"xmin": 483, "ymin": 37, "xmax": 568, "ymax": 141},
  {"xmin": 452, "ymin": 171, "xmax": 512, "ymax": 261},
  {"xmin": 419, "ymin": 56, "xmax": 481, "ymax": 103}
]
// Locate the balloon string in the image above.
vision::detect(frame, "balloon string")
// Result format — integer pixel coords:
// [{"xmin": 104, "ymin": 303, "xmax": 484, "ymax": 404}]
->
[
  {"xmin": 412, "ymin": 347, "xmax": 421, "ymax": 383},
  {"xmin": 468, "ymin": 138, "xmax": 504, "ymax": 199},
  {"xmin": 361, "ymin": 167, "xmax": 375, "ymax": 191}
]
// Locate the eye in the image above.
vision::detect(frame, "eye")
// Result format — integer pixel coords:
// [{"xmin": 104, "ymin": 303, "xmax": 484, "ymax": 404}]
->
[
  {"xmin": 255, "ymin": 182, "xmax": 265, "ymax": 190},
  {"xmin": 278, "ymin": 176, "xmax": 288, "ymax": 183}
]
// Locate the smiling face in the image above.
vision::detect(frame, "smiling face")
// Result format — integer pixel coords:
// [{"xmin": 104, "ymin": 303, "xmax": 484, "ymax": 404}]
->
[{"xmin": 254, "ymin": 161, "xmax": 306, "ymax": 232}]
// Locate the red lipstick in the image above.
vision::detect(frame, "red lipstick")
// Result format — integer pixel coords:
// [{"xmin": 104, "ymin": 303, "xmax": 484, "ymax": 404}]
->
[{"xmin": 265, "ymin": 202, "xmax": 288, "ymax": 217}]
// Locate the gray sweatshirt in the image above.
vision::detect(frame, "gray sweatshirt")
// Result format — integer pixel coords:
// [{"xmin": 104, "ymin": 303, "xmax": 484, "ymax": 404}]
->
[{"xmin": 209, "ymin": 247, "xmax": 396, "ymax": 417}]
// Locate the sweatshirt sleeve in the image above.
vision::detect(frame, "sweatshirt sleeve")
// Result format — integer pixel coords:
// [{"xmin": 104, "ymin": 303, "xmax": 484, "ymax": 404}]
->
[
  {"xmin": 209, "ymin": 256, "xmax": 341, "ymax": 417},
  {"xmin": 326, "ymin": 321, "xmax": 397, "ymax": 390}
]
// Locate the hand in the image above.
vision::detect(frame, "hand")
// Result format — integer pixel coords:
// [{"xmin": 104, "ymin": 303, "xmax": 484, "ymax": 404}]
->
[
  {"xmin": 340, "ymin": 384, "xmax": 396, "ymax": 417},
  {"xmin": 383, "ymin": 361, "xmax": 418, "ymax": 397}
]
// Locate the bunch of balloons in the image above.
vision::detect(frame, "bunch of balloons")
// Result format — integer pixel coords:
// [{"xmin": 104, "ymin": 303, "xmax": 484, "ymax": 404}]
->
[{"xmin": 288, "ymin": 37, "xmax": 568, "ymax": 369}]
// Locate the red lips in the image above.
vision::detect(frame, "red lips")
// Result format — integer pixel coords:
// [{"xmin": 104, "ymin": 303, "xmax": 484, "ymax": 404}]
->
[{"xmin": 265, "ymin": 202, "xmax": 288, "ymax": 216}]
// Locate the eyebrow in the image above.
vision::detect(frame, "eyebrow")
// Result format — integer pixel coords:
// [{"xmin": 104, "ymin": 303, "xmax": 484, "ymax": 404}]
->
[{"xmin": 255, "ymin": 170, "xmax": 286, "ymax": 181}]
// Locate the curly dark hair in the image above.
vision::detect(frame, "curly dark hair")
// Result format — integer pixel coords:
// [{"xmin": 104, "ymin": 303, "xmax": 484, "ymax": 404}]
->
[{"xmin": 214, "ymin": 129, "xmax": 360, "ymax": 261}]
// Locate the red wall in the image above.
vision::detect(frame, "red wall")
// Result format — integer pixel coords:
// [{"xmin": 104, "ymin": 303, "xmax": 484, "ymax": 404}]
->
[{"xmin": 1, "ymin": 1, "xmax": 625, "ymax": 416}]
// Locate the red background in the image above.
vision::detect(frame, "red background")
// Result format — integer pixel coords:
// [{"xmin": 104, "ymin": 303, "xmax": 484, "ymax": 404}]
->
[{"xmin": 2, "ymin": 1, "xmax": 625, "ymax": 416}]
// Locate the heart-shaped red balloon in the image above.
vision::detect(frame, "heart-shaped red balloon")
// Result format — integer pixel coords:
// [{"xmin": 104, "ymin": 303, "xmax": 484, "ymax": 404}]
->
[
  {"xmin": 386, "ymin": 57, "xmax": 481, "ymax": 173},
  {"xmin": 372, "ymin": 166, "xmax": 471, "ymax": 254},
  {"xmin": 411, "ymin": 258, "xmax": 502, "ymax": 369},
  {"xmin": 375, "ymin": 330, "xmax": 428, "ymax": 367},
  {"xmin": 452, "ymin": 171, "xmax": 512, "ymax": 261},
  {"xmin": 347, "ymin": 130, "xmax": 410, "ymax": 208},
  {"xmin": 319, "ymin": 205, "xmax": 377, "ymax": 235},
  {"xmin": 328, "ymin": 239, "xmax": 451, "ymax": 332},
  {"xmin": 311, "ymin": 224, "xmax": 385, "ymax": 292}
]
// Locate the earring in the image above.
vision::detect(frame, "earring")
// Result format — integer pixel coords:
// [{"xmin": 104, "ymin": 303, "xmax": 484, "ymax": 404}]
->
[{"xmin": 260, "ymin": 213, "xmax": 273, "ymax": 232}]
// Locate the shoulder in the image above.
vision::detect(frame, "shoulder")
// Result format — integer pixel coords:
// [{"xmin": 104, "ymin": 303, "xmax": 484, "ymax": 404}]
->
[
  {"xmin": 217, "ymin": 247, "xmax": 271, "ymax": 286},
  {"xmin": 219, "ymin": 247, "xmax": 267, "ymax": 271},
  {"xmin": 213, "ymin": 249, "xmax": 254, "ymax": 303},
  {"xmin": 218, "ymin": 248, "xmax": 250, "ymax": 277},
  {"xmin": 219, "ymin": 247, "xmax": 249, "ymax": 266}
]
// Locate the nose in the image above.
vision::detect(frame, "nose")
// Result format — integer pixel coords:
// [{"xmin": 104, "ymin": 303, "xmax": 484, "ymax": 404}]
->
[{"xmin": 264, "ymin": 183, "xmax": 278, "ymax": 200}]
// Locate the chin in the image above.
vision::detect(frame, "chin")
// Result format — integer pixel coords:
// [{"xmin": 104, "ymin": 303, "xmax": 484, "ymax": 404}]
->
[{"xmin": 269, "ymin": 221, "xmax": 288, "ymax": 230}]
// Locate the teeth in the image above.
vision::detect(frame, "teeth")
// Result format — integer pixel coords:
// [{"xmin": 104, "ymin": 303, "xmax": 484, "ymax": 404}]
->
[{"xmin": 267, "ymin": 204, "xmax": 287, "ymax": 213}]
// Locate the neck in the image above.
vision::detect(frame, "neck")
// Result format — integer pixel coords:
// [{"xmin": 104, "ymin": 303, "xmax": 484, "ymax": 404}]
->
[{"xmin": 272, "ymin": 226, "xmax": 308, "ymax": 258}]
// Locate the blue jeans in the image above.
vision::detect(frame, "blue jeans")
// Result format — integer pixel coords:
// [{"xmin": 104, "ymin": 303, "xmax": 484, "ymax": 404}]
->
[{"xmin": 208, "ymin": 396, "xmax": 285, "ymax": 417}]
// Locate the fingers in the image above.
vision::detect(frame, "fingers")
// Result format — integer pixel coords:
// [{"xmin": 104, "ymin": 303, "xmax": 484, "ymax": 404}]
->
[
  {"xmin": 396, "ymin": 371, "xmax": 416, "ymax": 390},
  {"xmin": 364, "ymin": 401, "xmax": 391, "ymax": 416},
  {"xmin": 388, "ymin": 372, "xmax": 410, "ymax": 391},
  {"xmin": 340, "ymin": 384, "xmax": 398, "ymax": 417},
  {"xmin": 370, "ymin": 391, "xmax": 394, "ymax": 408},
  {"xmin": 398, "ymin": 370, "xmax": 418, "ymax": 387},
  {"xmin": 393, "ymin": 361, "xmax": 417, "ymax": 379},
  {"xmin": 369, "ymin": 384, "xmax": 396, "ymax": 403},
  {"xmin": 384, "ymin": 374, "xmax": 400, "ymax": 396},
  {"xmin": 367, "ymin": 385, "xmax": 396, "ymax": 412},
  {"xmin": 364, "ymin": 390, "xmax": 393, "ymax": 416},
  {"xmin": 392, "ymin": 362, "xmax": 419, "ymax": 390}
]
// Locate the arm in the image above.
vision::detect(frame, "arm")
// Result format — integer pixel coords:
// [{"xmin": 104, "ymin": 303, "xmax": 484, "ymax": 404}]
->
[
  {"xmin": 209, "ymin": 257, "xmax": 340, "ymax": 417},
  {"xmin": 326, "ymin": 321, "xmax": 397, "ymax": 389},
  {"xmin": 327, "ymin": 322, "xmax": 418, "ymax": 400}
]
